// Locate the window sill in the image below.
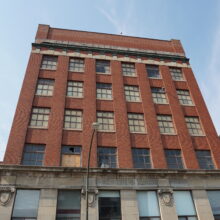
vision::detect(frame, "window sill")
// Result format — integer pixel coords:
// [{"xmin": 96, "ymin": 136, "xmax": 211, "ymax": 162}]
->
[
  {"xmin": 66, "ymin": 96, "xmax": 84, "ymax": 99},
  {"xmin": 148, "ymin": 77, "xmax": 162, "ymax": 80},
  {"xmin": 190, "ymin": 134, "xmax": 206, "ymax": 137},
  {"xmin": 63, "ymin": 128, "xmax": 83, "ymax": 131},
  {"xmin": 173, "ymin": 79, "xmax": 186, "ymax": 82},
  {"xmin": 181, "ymin": 104, "xmax": 195, "ymax": 107},
  {"xmin": 35, "ymin": 94, "xmax": 53, "ymax": 97},
  {"xmin": 96, "ymin": 72, "xmax": 111, "ymax": 75},
  {"xmin": 69, "ymin": 70, "xmax": 84, "ymax": 73},
  {"xmin": 28, "ymin": 126, "xmax": 48, "ymax": 130},
  {"xmin": 126, "ymin": 100, "xmax": 142, "ymax": 103},
  {"xmin": 154, "ymin": 102, "xmax": 169, "ymax": 105},
  {"xmin": 123, "ymin": 75, "xmax": 137, "ymax": 78},
  {"xmin": 97, "ymin": 98, "xmax": 113, "ymax": 101},
  {"xmin": 97, "ymin": 130, "xmax": 116, "ymax": 133},
  {"xmin": 161, "ymin": 133, "xmax": 177, "ymax": 136},
  {"xmin": 40, "ymin": 68, "xmax": 56, "ymax": 71},
  {"xmin": 130, "ymin": 132, "xmax": 147, "ymax": 134}
]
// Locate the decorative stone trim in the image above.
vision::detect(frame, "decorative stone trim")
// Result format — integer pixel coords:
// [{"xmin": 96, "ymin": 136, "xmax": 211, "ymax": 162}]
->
[
  {"xmin": 32, "ymin": 49, "xmax": 190, "ymax": 68},
  {"xmin": 0, "ymin": 185, "xmax": 15, "ymax": 206},
  {"xmin": 158, "ymin": 188, "xmax": 174, "ymax": 207},
  {"xmin": 81, "ymin": 188, "xmax": 98, "ymax": 207},
  {"xmin": 33, "ymin": 40, "xmax": 189, "ymax": 62}
]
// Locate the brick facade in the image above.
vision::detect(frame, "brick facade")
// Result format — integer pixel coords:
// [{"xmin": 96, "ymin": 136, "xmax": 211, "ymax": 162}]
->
[{"xmin": 3, "ymin": 24, "xmax": 220, "ymax": 169}]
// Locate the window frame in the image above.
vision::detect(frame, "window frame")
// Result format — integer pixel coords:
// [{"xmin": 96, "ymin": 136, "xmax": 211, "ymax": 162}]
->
[
  {"xmin": 97, "ymin": 111, "xmax": 115, "ymax": 132},
  {"xmin": 96, "ymin": 83, "xmax": 113, "ymax": 100},
  {"xmin": 128, "ymin": 113, "xmax": 146, "ymax": 133},
  {"xmin": 41, "ymin": 55, "xmax": 57, "ymax": 70},
  {"xmin": 157, "ymin": 115, "xmax": 175, "ymax": 135},
  {"xmin": 29, "ymin": 107, "xmax": 50, "ymax": 129},
  {"xmin": 185, "ymin": 116, "xmax": 204, "ymax": 136},
  {"xmin": 122, "ymin": 62, "xmax": 136, "ymax": 77},
  {"xmin": 146, "ymin": 65, "xmax": 161, "ymax": 79},
  {"xmin": 98, "ymin": 191, "xmax": 121, "ymax": 220},
  {"xmin": 132, "ymin": 148, "xmax": 151, "ymax": 169},
  {"xmin": 170, "ymin": 68, "xmax": 185, "ymax": 81},
  {"xmin": 35, "ymin": 78, "xmax": 54, "ymax": 96},
  {"xmin": 64, "ymin": 109, "xmax": 83, "ymax": 130},
  {"xmin": 165, "ymin": 149, "xmax": 184, "ymax": 169},
  {"xmin": 21, "ymin": 144, "xmax": 45, "ymax": 166},
  {"xmin": 96, "ymin": 60, "xmax": 111, "ymax": 74},
  {"xmin": 69, "ymin": 57, "xmax": 84, "ymax": 72},
  {"xmin": 66, "ymin": 81, "xmax": 84, "ymax": 98},
  {"xmin": 151, "ymin": 87, "xmax": 168, "ymax": 104},
  {"xmin": 124, "ymin": 85, "xmax": 141, "ymax": 102},
  {"xmin": 196, "ymin": 150, "xmax": 215, "ymax": 170},
  {"xmin": 56, "ymin": 190, "xmax": 81, "ymax": 220},
  {"xmin": 176, "ymin": 89, "xmax": 194, "ymax": 106},
  {"xmin": 97, "ymin": 147, "xmax": 117, "ymax": 168}
]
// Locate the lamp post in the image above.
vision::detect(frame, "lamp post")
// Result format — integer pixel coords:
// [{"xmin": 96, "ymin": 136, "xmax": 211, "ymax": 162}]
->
[{"xmin": 85, "ymin": 122, "xmax": 99, "ymax": 220}]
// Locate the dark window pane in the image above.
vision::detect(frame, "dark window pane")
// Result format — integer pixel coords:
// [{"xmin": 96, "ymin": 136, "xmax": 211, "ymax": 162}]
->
[
  {"xmin": 165, "ymin": 150, "xmax": 184, "ymax": 169},
  {"xmin": 132, "ymin": 148, "xmax": 151, "ymax": 168},
  {"xmin": 196, "ymin": 150, "xmax": 215, "ymax": 169},
  {"xmin": 98, "ymin": 147, "xmax": 117, "ymax": 168}
]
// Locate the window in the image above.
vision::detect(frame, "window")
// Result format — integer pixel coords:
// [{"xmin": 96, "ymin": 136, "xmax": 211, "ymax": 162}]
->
[
  {"xmin": 41, "ymin": 55, "xmax": 57, "ymax": 70},
  {"xmin": 64, "ymin": 110, "xmax": 82, "ymax": 130},
  {"xmin": 174, "ymin": 191, "xmax": 197, "ymax": 220},
  {"xmin": 96, "ymin": 60, "xmax": 110, "ymax": 74},
  {"xmin": 56, "ymin": 190, "xmax": 81, "ymax": 220},
  {"xmin": 124, "ymin": 85, "xmax": 141, "ymax": 102},
  {"xmin": 35, "ymin": 79, "xmax": 54, "ymax": 96},
  {"xmin": 207, "ymin": 191, "xmax": 220, "ymax": 220},
  {"xmin": 122, "ymin": 62, "xmax": 136, "ymax": 76},
  {"xmin": 97, "ymin": 83, "xmax": 112, "ymax": 100},
  {"xmin": 196, "ymin": 150, "xmax": 215, "ymax": 170},
  {"xmin": 151, "ymin": 87, "xmax": 168, "ymax": 104},
  {"xmin": 170, "ymin": 68, "xmax": 184, "ymax": 81},
  {"xmin": 128, "ymin": 113, "xmax": 146, "ymax": 133},
  {"xmin": 157, "ymin": 115, "xmax": 175, "ymax": 134},
  {"xmin": 22, "ymin": 144, "xmax": 45, "ymax": 166},
  {"xmin": 97, "ymin": 111, "xmax": 115, "ymax": 131},
  {"xmin": 165, "ymin": 149, "xmax": 184, "ymax": 169},
  {"xmin": 69, "ymin": 58, "xmax": 84, "ymax": 72},
  {"xmin": 137, "ymin": 191, "xmax": 160, "ymax": 220},
  {"xmin": 185, "ymin": 116, "xmax": 204, "ymax": 136},
  {"xmin": 61, "ymin": 146, "xmax": 81, "ymax": 167},
  {"xmin": 146, "ymin": 65, "xmax": 161, "ymax": 79},
  {"xmin": 67, "ymin": 81, "xmax": 83, "ymax": 98},
  {"xmin": 12, "ymin": 190, "xmax": 40, "ymax": 220},
  {"xmin": 29, "ymin": 107, "xmax": 50, "ymax": 128},
  {"xmin": 99, "ymin": 191, "xmax": 121, "ymax": 220},
  {"xmin": 132, "ymin": 148, "xmax": 151, "ymax": 168},
  {"xmin": 98, "ymin": 147, "xmax": 117, "ymax": 168},
  {"xmin": 177, "ymin": 90, "xmax": 193, "ymax": 105}
]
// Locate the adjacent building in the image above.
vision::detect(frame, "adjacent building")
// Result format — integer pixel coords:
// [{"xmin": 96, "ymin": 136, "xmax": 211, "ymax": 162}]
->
[{"xmin": 0, "ymin": 24, "xmax": 220, "ymax": 220}]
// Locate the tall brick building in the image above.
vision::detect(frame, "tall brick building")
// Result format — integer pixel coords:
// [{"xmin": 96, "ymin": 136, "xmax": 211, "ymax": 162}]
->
[{"xmin": 0, "ymin": 24, "xmax": 220, "ymax": 220}]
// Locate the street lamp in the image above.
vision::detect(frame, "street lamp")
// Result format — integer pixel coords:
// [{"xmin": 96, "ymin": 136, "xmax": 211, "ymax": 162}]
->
[{"xmin": 85, "ymin": 122, "xmax": 100, "ymax": 220}]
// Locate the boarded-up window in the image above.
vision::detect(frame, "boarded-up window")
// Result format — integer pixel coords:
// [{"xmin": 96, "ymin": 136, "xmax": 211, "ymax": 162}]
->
[{"xmin": 61, "ymin": 146, "xmax": 81, "ymax": 167}]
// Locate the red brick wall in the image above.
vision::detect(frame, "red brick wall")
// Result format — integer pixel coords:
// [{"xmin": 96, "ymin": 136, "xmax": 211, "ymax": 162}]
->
[{"xmin": 3, "ymin": 25, "xmax": 220, "ymax": 169}]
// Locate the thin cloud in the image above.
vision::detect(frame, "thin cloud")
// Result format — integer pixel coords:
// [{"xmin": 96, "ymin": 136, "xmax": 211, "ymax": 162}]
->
[
  {"xmin": 201, "ymin": 21, "xmax": 220, "ymax": 134},
  {"xmin": 96, "ymin": 0, "xmax": 138, "ymax": 36}
]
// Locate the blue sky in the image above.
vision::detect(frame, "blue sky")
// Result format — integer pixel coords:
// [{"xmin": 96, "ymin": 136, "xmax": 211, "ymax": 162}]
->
[{"xmin": 0, "ymin": 0, "xmax": 220, "ymax": 160}]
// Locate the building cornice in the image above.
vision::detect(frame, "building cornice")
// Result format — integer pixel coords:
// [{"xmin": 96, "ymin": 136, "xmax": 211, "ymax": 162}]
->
[
  {"xmin": 0, "ymin": 165, "xmax": 219, "ymax": 176},
  {"xmin": 33, "ymin": 39, "xmax": 189, "ymax": 62}
]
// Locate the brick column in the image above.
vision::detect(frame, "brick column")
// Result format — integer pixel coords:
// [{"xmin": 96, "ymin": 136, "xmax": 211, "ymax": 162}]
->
[
  {"xmin": 4, "ymin": 53, "xmax": 42, "ymax": 164},
  {"xmin": 37, "ymin": 189, "xmax": 58, "ymax": 220},
  {"xmin": 183, "ymin": 67, "xmax": 220, "ymax": 168},
  {"xmin": 111, "ymin": 60, "xmax": 133, "ymax": 168},
  {"xmin": 82, "ymin": 58, "xmax": 97, "ymax": 168},
  {"xmin": 44, "ymin": 56, "xmax": 69, "ymax": 166},
  {"xmin": 161, "ymin": 65, "xmax": 199, "ymax": 169},
  {"xmin": 136, "ymin": 63, "xmax": 167, "ymax": 168}
]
